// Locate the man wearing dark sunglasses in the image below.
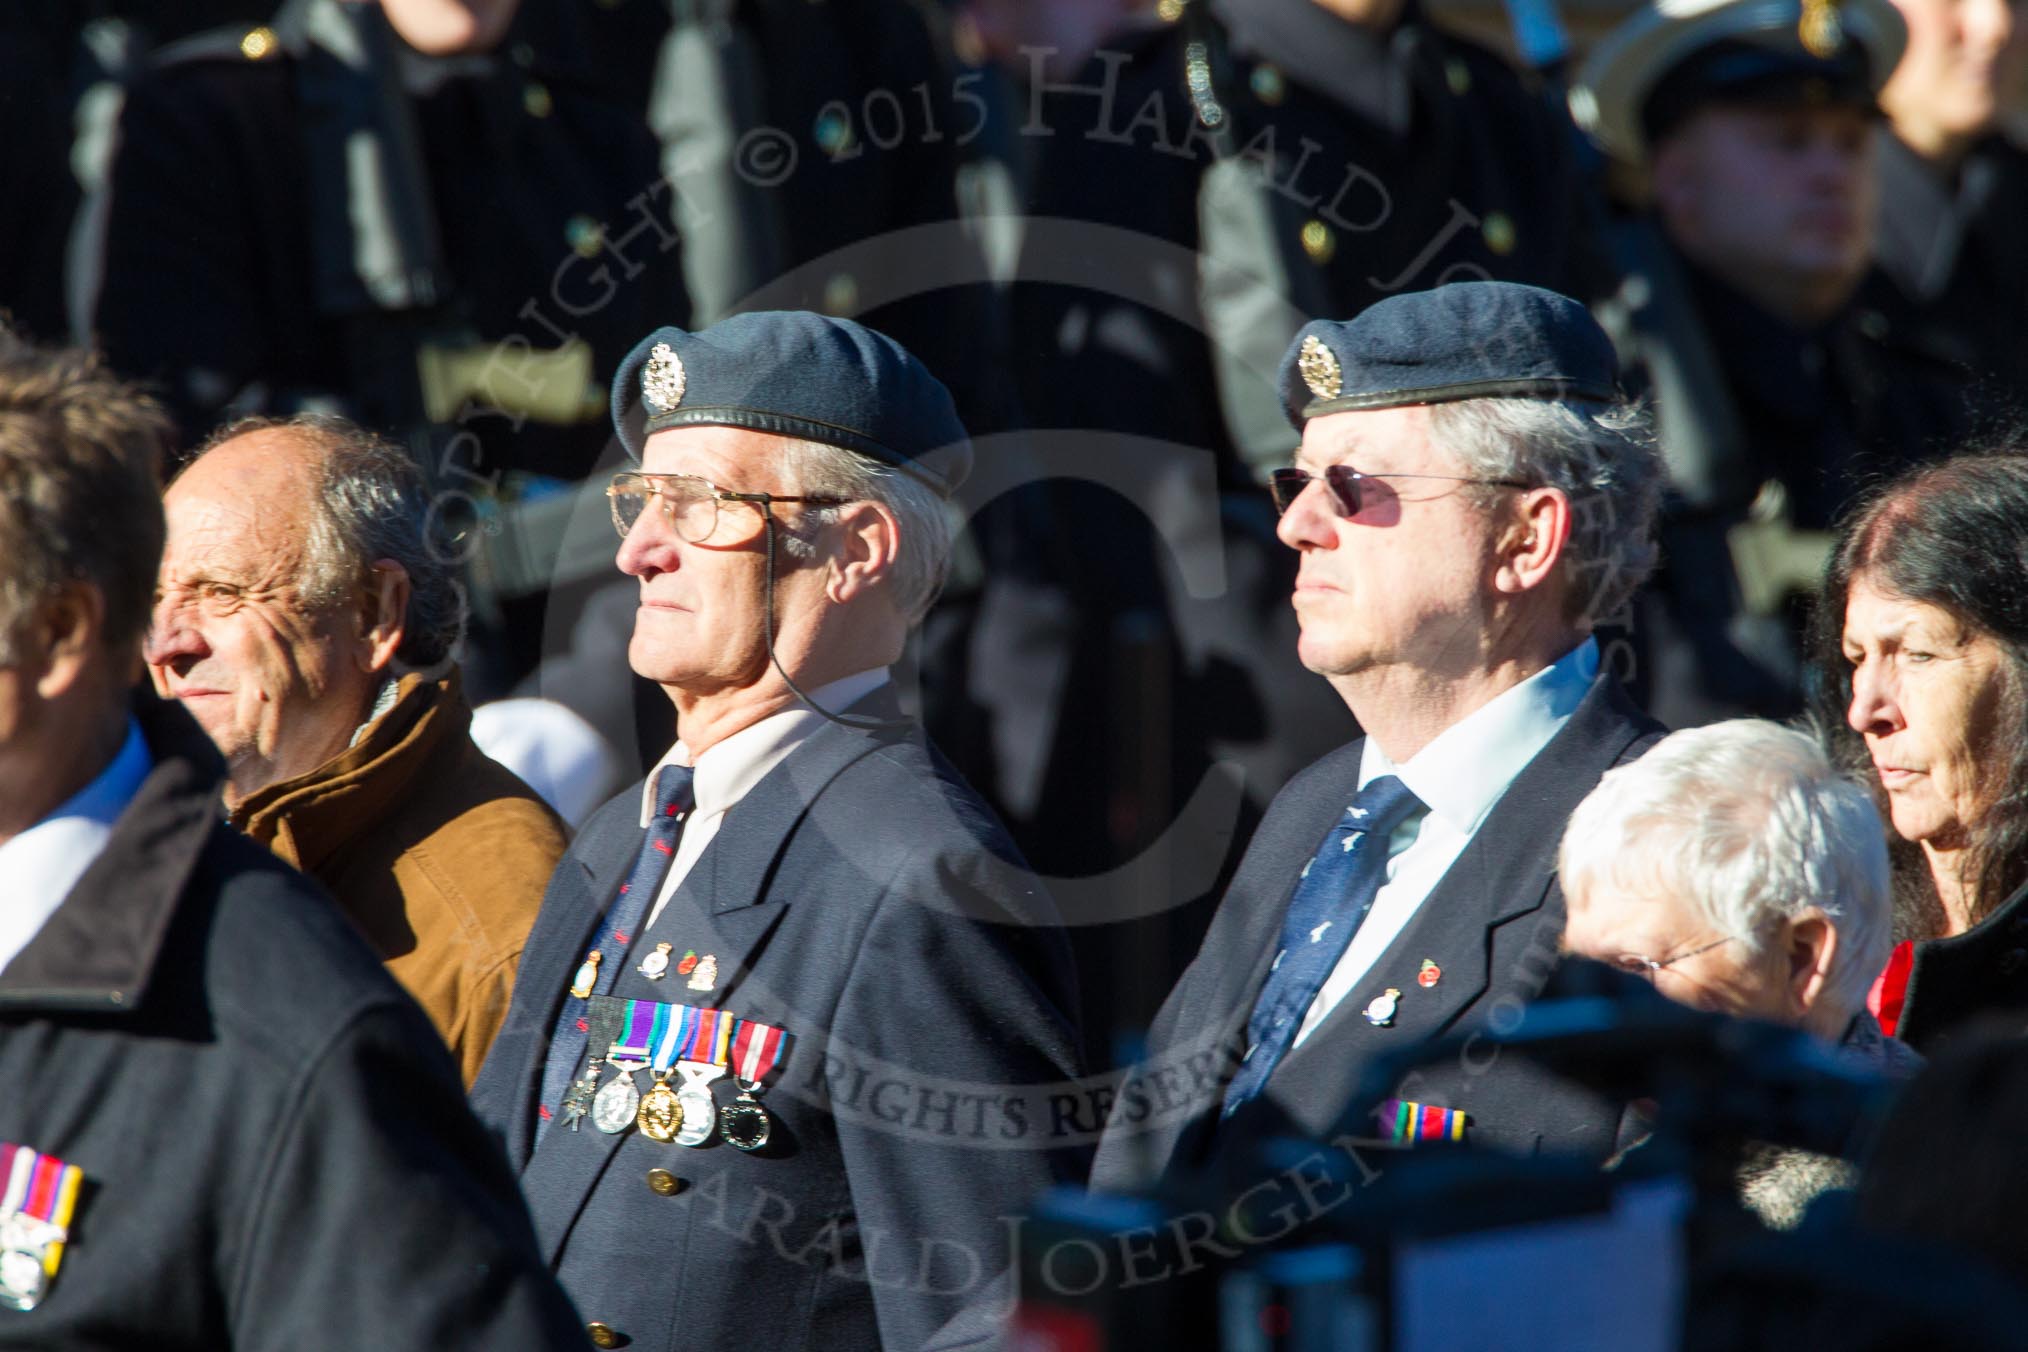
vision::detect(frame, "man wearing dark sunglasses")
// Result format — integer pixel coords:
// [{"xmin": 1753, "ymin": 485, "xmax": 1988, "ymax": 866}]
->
[
  {"xmin": 470, "ymin": 311, "xmax": 1085, "ymax": 1352},
  {"xmin": 1090, "ymin": 281, "xmax": 1670, "ymax": 1187}
]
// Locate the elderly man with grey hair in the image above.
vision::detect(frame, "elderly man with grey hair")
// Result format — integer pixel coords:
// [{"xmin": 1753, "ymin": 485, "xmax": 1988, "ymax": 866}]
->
[
  {"xmin": 470, "ymin": 313, "xmax": 1083, "ymax": 1352},
  {"xmin": 1560, "ymin": 718, "xmax": 1919, "ymax": 1224},
  {"xmin": 1561, "ymin": 719, "xmax": 1904, "ymax": 1044},
  {"xmin": 144, "ymin": 413, "xmax": 566, "ymax": 1085},
  {"xmin": 1089, "ymin": 282, "xmax": 1667, "ymax": 1186}
]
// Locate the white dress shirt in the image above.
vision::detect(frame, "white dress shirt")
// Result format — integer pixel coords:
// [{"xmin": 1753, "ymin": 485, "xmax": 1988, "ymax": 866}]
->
[
  {"xmin": 1291, "ymin": 639, "xmax": 1599, "ymax": 1047},
  {"xmin": 639, "ymin": 668, "xmax": 891, "ymax": 930},
  {"xmin": 0, "ymin": 717, "xmax": 151, "ymax": 975}
]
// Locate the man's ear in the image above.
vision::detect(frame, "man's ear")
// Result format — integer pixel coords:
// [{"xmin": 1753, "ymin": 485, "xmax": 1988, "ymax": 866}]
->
[
  {"xmin": 1493, "ymin": 487, "xmax": 1572, "ymax": 597},
  {"xmin": 356, "ymin": 559, "xmax": 411, "ymax": 674},
  {"xmin": 826, "ymin": 501, "xmax": 900, "ymax": 606},
  {"xmin": 31, "ymin": 582, "xmax": 107, "ymax": 701},
  {"xmin": 1785, "ymin": 910, "xmax": 1839, "ymax": 1021}
]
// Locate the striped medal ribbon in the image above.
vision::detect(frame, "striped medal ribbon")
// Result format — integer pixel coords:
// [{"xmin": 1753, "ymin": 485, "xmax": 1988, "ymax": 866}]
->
[
  {"xmin": 0, "ymin": 1145, "xmax": 84, "ymax": 1312},
  {"xmin": 722, "ymin": 1020, "xmax": 792, "ymax": 1152}
]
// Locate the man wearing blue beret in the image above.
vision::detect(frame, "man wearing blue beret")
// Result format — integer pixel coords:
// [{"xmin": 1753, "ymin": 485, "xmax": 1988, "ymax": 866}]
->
[
  {"xmin": 470, "ymin": 312, "xmax": 1086, "ymax": 1351},
  {"xmin": 1089, "ymin": 282, "xmax": 1666, "ymax": 1187}
]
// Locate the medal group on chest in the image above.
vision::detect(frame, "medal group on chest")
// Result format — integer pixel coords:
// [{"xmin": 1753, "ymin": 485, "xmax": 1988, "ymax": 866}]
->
[{"xmin": 564, "ymin": 996, "xmax": 790, "ymax": 1152}]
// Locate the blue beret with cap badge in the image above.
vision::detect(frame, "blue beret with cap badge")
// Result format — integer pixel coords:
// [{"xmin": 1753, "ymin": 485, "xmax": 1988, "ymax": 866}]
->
[
  {"xmin": 609, "ymin": 311, "xmax": 972, "ymax": 496},
  {"xmin": 1278, "ymin": 282, "xmax": 1622, "ymax": 428}
]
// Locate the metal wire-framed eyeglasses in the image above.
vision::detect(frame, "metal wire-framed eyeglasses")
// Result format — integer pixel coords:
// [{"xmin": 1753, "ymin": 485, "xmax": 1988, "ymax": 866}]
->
[
  {"xmin": 1268, "ymin": 465, "xmax": 1529, "ymax": 517},
  {"xmin": 606, "ymin": 471, "xmax": 847, "ymax": 543}
]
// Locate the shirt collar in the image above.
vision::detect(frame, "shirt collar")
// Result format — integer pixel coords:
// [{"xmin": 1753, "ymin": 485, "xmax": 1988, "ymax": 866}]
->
[
  {"xmin": 0, "ymin": 716, "xmax": 152, "ymax": 973},
  {"xmin": 55, "ymin": 716, "xmax": 152, "ymax": 830},
  {"xmin": 1359, "ymin": 638, "xmax": 1598, "ymax": 832},
  {"xmin": 639, "ymin": 668, "xmax": 891, "ymax": 827}
]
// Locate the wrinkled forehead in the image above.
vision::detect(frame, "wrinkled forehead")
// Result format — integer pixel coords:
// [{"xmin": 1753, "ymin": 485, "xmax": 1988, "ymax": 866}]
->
[
  {"xmin": 638, "ymin": 423, "xmax": 803, "ymax": 481},
  {"xmin": 1294, "ymin": 404, "xmax": 1454, "ymax": 473}
]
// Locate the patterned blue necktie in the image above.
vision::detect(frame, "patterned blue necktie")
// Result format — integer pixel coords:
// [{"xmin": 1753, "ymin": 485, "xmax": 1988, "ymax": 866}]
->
[
  {"xmin": 535, "ymin": 764, "xmax": 696, "ymax": 1142},
  {"xmin": 1222, "ymin": 774, "xmax": 1425, "ymax": 1116}
]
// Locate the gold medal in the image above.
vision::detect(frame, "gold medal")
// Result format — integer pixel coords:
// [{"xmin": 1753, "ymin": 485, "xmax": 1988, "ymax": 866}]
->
[{"xmin": 637, "ymin": 1071, "xmax": 685, "ymax": 1142}]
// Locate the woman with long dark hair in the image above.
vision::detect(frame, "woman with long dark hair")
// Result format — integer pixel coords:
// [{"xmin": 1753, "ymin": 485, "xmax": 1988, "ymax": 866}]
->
[{"xmin": 1811, "ymin": 447, "xmax": 2028, "ymax": 1051}]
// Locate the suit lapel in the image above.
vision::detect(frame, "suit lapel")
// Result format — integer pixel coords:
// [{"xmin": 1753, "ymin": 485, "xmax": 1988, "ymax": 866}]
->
[
  {"xmin": 497, "ymin": 801, "xmax": 644, "ymax": 1171},
  {"xmin": 525, "ymin": 699, "xmax": 912, "ymax": 1265},
  {"xmin": 1272, "ymin": 676, "xmax": 1660, "ymax": 1113},
  {"xmin": 1195, "ymin": 743, "xmax": 1367, "ymax": 1046}
]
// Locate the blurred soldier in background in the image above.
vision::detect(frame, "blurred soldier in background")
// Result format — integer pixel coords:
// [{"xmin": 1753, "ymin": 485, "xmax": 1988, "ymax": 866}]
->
[
  {"xmin": 82, "ymin": 0, "xmax": 688, "ymax": 695},
  {"xmin": 1003, "ymin": 0, "xmax": 1607, "ymax": 1041},
  {"xmin": 1867, "ymin": 0, "xmax": 2028, "ymax": 412},
  {"xmin": 1573, "ymin": 0, "xmax": 1973, "ymax": 727},
  {"xmin": 84, "ymin": 0, "xmax": 681, "ymax": 473},
  {"xmin": 0, "ymin": 6, "xmax": 77, "ymax": 342}
]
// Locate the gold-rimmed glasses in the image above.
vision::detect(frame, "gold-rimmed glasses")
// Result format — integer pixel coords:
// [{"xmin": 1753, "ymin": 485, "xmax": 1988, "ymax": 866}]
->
[{"xmin": 607, "ymin": 471, "xmax": 847, "ymax": 544}]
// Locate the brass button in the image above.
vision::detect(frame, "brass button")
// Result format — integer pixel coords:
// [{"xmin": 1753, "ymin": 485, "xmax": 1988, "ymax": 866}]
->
[
  {"xmin": 1300, "ymin": 219, "xmax": 1336, "ymax": 266},
  {"xmin": 815, "ymin": 110, "xmax": 854, "ymax": 156},
  {"xmin": 240, "ymin": 26, "xmax": 278, "ymax": 60},
  {"xmin": 1250, "ymin": 63, "xmax": 1286, "ymax": 106},
  {"xmin": 645, "ymin": 1168, "xmax": 681, "ymax": 1197},
  {"xmin": 1483, "ymin": 211, "xmax": 1517, "ymax": 256},
  {"xmin": 1445, "ymin": 57, "xmax": 1472, "ymax": 96},
  {"xmin": 586, "ymin": 1322, "xmax": 621, "ymax": 1349},
  {"xmin": 523, "ymin": 82, "xmax": 554, "ymax": 119},
  {"xmin": 566, "ymin": 215, "xmax": 605, "ymax": 259},
  {"xmin": 1157, "ymin": 0, "xmax": 1185, "ymax": 20},
  {"xmin": 823, "ymin": 272, "xmax": 860, "ymax": 315}
]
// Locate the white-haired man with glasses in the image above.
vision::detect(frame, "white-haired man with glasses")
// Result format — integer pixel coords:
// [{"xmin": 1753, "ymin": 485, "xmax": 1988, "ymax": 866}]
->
[
  {"xmin": 1089, "ymin": 282, "xmax": 1666, "ymax": 1187},
  {"xmin": 470, "ymin": 312, "xmax": 1084, "ymax": 1352},
  {"xmin": 1560, "ymin": 718, "xmax": 1909, "ymax": 1053},
  {"xmin": 1559, "ymin": 717, "xmax": 1920, "ymax": 1225}
]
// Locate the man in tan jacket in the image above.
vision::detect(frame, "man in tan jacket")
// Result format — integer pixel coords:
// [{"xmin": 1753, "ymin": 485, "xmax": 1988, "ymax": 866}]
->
[{"xmin": 144, "ymin": 414, "xmax": 564, "ymax": 1084}]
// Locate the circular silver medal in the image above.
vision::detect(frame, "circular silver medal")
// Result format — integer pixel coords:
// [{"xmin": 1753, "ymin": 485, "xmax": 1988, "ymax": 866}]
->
[
  {"xmin": 721, "ymin": 1094, "xmax": 771, "ymax": 1151},
  {"xmin": 675, "ymin": 1085, "xmax": 717, "ymax": 1146},
  {"xmin": 0, "ymin": 1248, "xmax": 45, "ymax": 1312},
  {"xmin": 592, "ymin": 1065, "xmax": 642, "ymax": 1134}
]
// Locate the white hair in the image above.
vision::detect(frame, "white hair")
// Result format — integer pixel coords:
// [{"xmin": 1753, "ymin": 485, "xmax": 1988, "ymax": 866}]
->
[
  {"xmin": 769, "ymin": 437, "xmax": 955, "ymax": 626},
  {"xmin": 1558, "ymin": 719, "xmax": 1893, "ymax": 1017},
  {"xmin": 1426, "ymin": 395, "xmax": 1662, "ymax": 628}
]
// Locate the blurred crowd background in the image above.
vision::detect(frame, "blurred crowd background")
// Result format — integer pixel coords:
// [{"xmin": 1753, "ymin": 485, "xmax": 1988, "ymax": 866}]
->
[{"xmin": 2, "ymin": 0, "xmax": 2023, "ymax": 1069}]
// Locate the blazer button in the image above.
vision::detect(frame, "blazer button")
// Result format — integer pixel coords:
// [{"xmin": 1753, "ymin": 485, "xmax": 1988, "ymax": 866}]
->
[
  {"xmin": 586, "ymin": 1322, "xmax": 622, "ymax": 1348},
  {"xmin": 646, "ymin": 1168, "xmax": 682, "ymax": 1196}
]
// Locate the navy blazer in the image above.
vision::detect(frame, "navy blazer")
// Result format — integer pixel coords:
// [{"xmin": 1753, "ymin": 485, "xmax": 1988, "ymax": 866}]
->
[
  {"xmin": 471, "ymin": 693, "xmax": 1086, "ymax": 1352},
  {"xmin": 1087, "ymin": 673, "xmax": 1663, "ymax": 1191}
]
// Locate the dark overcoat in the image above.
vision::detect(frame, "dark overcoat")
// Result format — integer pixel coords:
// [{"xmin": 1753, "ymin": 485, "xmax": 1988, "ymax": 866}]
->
[
  {"xmin": 1897, "ymin": 879, "xmax": 2028, "ymax": 1055},
  {"xmin": 0, "ymin": 698, "xmax": 585, "ymax": 1349}
]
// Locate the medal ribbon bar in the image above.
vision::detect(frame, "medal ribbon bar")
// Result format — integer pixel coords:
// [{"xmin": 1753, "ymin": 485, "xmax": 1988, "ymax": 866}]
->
[
  {"xmin": 612, "ymin": 998, "xmax": 659, "ymax": 1061},
  {"xmin": 731, "ymin": 1018, "xmax": 790, "ymax": 1085},
  {"xmin": 0, "ymin": 1144, "xmax": 83, "ymax": 1298}
]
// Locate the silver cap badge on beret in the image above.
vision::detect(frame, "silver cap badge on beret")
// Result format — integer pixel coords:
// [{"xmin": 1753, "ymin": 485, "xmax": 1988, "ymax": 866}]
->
[
  {"xmin": 1298, "ymin": 335, "xmax": 1343, "ymax": 401},
  {"xmin": 641, "ymin": 342, "xmax": 687, "ymax": 413}
]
